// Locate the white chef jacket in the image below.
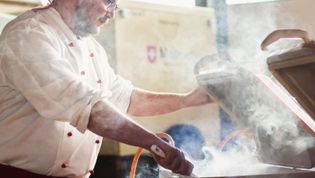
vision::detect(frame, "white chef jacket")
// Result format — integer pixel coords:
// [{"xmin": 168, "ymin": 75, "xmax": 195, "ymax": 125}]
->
[{"xmin": 0, "ymin": 7, "xmax": 134, "ymax": 178}]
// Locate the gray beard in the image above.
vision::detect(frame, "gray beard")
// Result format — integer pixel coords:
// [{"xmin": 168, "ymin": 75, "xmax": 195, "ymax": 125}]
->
[{"xmin": 73, "ymin": 4, "xmax": 97, "ymax": 37}]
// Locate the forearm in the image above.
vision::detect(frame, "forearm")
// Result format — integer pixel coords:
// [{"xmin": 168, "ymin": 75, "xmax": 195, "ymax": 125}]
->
[
  {"xmin": 127, "ymin": 88, "xmax": 187, "ymax": 117},
  {"xmin": 87, "ymin": 100, "xmax": 160, "ymax": 150},
  {"xmin": 127, "ymin": 88, "xmax": 211, "ymax": 117}
]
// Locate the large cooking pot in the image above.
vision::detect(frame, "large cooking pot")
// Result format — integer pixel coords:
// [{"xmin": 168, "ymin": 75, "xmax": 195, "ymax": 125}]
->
[
  {"xmin": 194, "ymin": 44, "xmax": 315, "ymax": 168},
  {"xmin": 195, "ymin": 54, "xmax": 314, "ymax": 168}
]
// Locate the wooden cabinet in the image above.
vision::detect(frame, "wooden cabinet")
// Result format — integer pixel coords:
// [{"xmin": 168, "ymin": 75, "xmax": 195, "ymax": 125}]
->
[{"xmin": 268, "ymin": 48, "xmax": 315, "ymax": 127}]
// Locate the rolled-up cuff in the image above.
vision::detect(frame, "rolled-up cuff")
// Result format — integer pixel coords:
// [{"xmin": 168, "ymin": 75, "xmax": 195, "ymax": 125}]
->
[
  {"xmin": 70, "ymin": 90, "xmax": 111, "ymax": 133},
  {"xmin": 114, "ymin": 82, "xmax": 134, "ymax": 113}
]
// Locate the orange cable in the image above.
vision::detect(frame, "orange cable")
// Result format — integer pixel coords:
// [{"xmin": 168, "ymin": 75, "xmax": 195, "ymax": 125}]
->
[
  {"xmin": 218, "ymin": 129, "xmax": 256, "ymax": 152},
  {"xmin": 129, "ymin": 133, "xmax": 174, "ymax": 178}
]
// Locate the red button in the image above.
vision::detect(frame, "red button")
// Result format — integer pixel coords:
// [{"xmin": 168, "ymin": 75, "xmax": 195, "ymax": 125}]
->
[
  {"xmin": 89, "ymin": 169, "xmax": 94, "ymax": 174},
  {"xmin": 97, "ymin": 80, "xmax": 102, "ymax": 84},
  {"xmin": 80, "ymin": 71, "xmax": 85, "ymax": 75},
  {"xmin": 95, "ymin": 139, "xmax": 100, "ymax": 144},
  {"xmin": 61, "ymin": 163, "xmax": 67, "ymax": 168},
  {"xmin": 67, "ymin": 132, "xmax": 73, "ymax": 137},
  {"xmin": 68, "ymin": 42, "xmax": 74, "ymax": 47},
  {"xmin": 90, "ymin": 53, "xmax": 94, "ymax": 58}
]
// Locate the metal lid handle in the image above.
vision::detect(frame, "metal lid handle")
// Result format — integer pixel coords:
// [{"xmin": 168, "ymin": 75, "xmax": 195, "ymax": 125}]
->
[{"xmin": 261, "ymin": 29, "xmax": 312, "ymax": 50}]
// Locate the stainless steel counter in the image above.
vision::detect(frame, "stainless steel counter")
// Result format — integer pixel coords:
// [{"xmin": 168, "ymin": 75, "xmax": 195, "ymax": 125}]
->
[{"xmin": 160, "ymin": 164, "xmax": 315, "ymax": 178}]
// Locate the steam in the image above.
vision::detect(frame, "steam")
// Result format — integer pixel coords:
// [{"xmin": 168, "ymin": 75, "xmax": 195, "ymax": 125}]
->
[
  {"xmin": 226, "ymin": 2, "xmax": 307, "ymax": 73},
  {"xmin": 225, "ymin": 1, "xmax": 315, "ymax": 156},
  {"xmin": 132, "ymin": 161, "xmax": 159, "ymax": 178},
  {"xmin": 191, "ymin": 147, "xmax": 264, "ymax": 177}
]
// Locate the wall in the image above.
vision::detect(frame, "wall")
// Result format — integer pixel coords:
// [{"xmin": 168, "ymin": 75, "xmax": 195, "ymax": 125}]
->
[
  {"xmin": 0, "ymin": 13, "xmax": 14, "ymax": 33},
  {"xmin": 97, "ymin": 1, "xmax": 220, "ymax": 156}
]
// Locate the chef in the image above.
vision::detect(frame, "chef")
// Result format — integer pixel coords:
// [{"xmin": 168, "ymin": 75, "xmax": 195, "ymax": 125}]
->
[{"xmin": 0, "ymin": 0, "xmax": 211, "ymax": 177}]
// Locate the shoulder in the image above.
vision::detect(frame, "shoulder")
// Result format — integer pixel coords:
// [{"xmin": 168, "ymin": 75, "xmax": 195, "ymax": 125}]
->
[
  {"xmin": 3, "ymin": 10, "xmax": 40, "ymax": 34},
  {"xmin": 1, "ymin": 9, "xmax": 59, "ymax": 44},
  {"xmin": 0, "ymin": 10, "xmax": 62, "ymax": 55}
]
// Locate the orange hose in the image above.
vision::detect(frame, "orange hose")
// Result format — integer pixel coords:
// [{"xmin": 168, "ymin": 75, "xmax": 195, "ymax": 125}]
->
[
  {"xmin": 129, "ymin": 133, "xmax": 174, "ymax": 178},
  {"xmin": 218, "ymin": 129, "xmax": 256, "ymax": 152}
]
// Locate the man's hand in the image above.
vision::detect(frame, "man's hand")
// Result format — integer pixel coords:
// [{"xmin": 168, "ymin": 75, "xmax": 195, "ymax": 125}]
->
[
  {"xmin": 183, "ymin": 87, "xmax": 212, "ymax": 108},
  {"xmin": 149, "ymin": 140, "xmax": 194, "ymax": 176}
]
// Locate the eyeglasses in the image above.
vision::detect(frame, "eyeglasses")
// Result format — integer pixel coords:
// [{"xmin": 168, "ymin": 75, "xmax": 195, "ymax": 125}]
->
[{"xmin": 106, "ymin": 0, "xmax": 118, "ymax": 12}]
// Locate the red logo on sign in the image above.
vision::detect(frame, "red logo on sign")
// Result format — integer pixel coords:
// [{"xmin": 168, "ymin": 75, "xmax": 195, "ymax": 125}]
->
[{"xmin": 147, "ymin": 45, "xmax": 157, "ymax": 63}]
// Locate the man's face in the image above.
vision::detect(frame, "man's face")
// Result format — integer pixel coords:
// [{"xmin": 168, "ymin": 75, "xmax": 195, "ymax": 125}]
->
[{"xmin": 73, "ymin": 0, "xmax": 117, "ymax": 37}]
